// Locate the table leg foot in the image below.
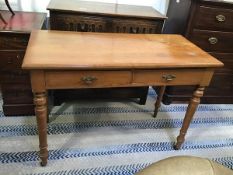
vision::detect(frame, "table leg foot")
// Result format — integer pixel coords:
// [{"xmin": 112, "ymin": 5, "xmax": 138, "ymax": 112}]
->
[
  {"xmin": 34, "ymin": 92, "xmax": 48, "ymax": 166},
  {"xmin": 40, "ymin": 158, "xmax": 47, "ymax": 167},
  {"xmin": 153, "ymin": 86, "xmax": 166, "ymax": 118},
  {"xmin": 175, "ymin": 86, "xmax": 204, "ymax": 149},
  {"xmin": 174, "ymin": 131, "xmax": 186, "ymax": 150}
]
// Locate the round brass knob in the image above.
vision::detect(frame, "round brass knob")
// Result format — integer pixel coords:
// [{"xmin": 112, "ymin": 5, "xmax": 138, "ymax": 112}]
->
[
  {"xmin": 216, "ymin": 14, "xmax": 226, "ymax": 22},
  {"xmin": 208, "ymin": 37, "xmax": 218, "ymax": 45}
]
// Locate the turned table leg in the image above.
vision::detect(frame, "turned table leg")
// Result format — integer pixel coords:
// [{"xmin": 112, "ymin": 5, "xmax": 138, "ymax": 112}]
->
[
  {"xmin": 5, "ymin": 0, "xmax": 15, "ymax": 15},
  {"xmin": 174, "ymin": 86, "xmax": 205, "ymax": 150},
  {"xmin": 153, "ymin": 86, "xmax": 166, "ymax": 118},
  {"xmin": 34, "ymin": 92, "xmax": 48, "ymax": 166}
]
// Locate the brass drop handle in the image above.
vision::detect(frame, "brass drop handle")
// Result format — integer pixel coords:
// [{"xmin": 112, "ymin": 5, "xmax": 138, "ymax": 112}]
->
[
  {"xmin": 81, "ymin": 76, "xmax": 97, "ymax": 85},
  {"xmin": 216, "ymin": 14, "xmax": 226, "ymax": 22},
  {"xmin": 208, "ymin": 37, "xmax": 218, "ymax": 45},
  {"xmin": 162, "ymin": 74, "xmax": 176, "ymax": 82}
]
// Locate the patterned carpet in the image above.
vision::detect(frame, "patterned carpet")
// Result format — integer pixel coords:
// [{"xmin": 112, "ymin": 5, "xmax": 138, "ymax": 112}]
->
[{"xmin": 0, "ymin": 90, "xmax": 233, "ymax": 174}]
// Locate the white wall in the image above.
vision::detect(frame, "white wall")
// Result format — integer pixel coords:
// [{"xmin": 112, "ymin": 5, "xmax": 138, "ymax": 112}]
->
[{"xmin": 83, "ymin": 0, "xmax": 169, "ymax": 14}]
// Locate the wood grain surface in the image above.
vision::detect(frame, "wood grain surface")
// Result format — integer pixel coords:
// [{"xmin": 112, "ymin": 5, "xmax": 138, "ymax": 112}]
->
[{"xmin": 22, "ymin": 30, "xmax": 223, "ymax": 70}]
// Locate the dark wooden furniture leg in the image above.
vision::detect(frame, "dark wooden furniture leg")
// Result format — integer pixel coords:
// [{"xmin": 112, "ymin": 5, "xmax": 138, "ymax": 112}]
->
[
  {"xmin": 5, "ymin": 0, "xmax": 15, "ymax": 15},
  {"xmin": 153, "ymin": 86, "xmax": 166, "ymax": 118},
  {"xmin": 34, "ymin": 92, "xmax": 48, "ymax": 166},
  {"xmin": 139, "ymin": 87, "xmax": 149, "ymax": 105},
  {"xmin": 174, "ymin": 86, "xmax": 205, "ymax": 150},
  {"xmin": 0, "ymin": 13, "xmax": 7, "ymax": 24}
]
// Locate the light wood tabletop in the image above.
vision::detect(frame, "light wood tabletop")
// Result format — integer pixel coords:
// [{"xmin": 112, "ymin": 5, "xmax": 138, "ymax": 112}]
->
[{"xmin": 22, "ymin": 30, "xmax": 223, "ymax": 70}]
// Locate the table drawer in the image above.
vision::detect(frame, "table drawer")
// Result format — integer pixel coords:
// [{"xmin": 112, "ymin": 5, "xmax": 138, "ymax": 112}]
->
[
  {"xmin": 50, "ymin": 12, "xmax": 108, "ymax": 32},
  {"xmin": 112, "ymin": 19, "xmax": 163, "ymax": 34},
  {"xmin": 0, "ymin": 51, "xmax": 25, "ymax": 71},
  {"xmin": 189, "ymin": 30, "xmax": 233, "ymax": 53},
  {"xmin": 133, "ymin": 69, "xmax": 212, "ymax": 86},
  {"xmin": 0, "ymin": 33, "xmax": 29, "ymax": 50},
  {"xmin": 194, "ymin": 6, "xmax": 233, "ymax": 31},
  {"xmin": 45, "ymin": 71, "xmax": 132, "ymax": 89}
]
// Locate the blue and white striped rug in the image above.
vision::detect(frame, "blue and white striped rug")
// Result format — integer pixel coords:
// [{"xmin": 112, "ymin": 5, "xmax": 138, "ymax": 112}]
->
[{"xmin": 0, "ymin": 90, "xmax": 233, "ymax": 174}]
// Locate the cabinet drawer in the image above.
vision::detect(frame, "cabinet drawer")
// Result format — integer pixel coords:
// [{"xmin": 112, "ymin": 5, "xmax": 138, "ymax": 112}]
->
[
  {"xmin": 0, "ymin": 33, "xmax": 29, "ymax": 50},
  {"xmin": 209, "ymin": 52, "xmax": 233, "ymax": 70},
  {"xmin": 0, "ymin": 70, "xmax": 30, "ymax": 83},
  {"xmin": 194, "ymin": 6, "xmax": 233, "ymax": 31},
  {"xmin": 1, "ymin": 84, "xmax": 33, "ymax": 104},
  {"xmin": 112, "ymin": 19, "xmax": 163, "ymax": 34},
  {"xmin": 50, "ymin": 12, "xmax": 108, "ymax": 32},
  {"xmin": 133, "ymin": 69, "xmax": 213, "ymax": 86},
  {"xmin": 3, "ymin": 104, "xmax": 35, "ymax": 116},
  {"xmin": 45, "ymin": 71, "xmax": 132, "ymax": 89},
  {"xmin": 205, "ymin": 71, "xmax": 233, "ymax": 96},
  {"xmin": 0, "ymin": 51, "xmax": 25, "ymax": 70},
  {"xmin": 189, "ymin": 30, "xmax": 233, "ymax": 53}
]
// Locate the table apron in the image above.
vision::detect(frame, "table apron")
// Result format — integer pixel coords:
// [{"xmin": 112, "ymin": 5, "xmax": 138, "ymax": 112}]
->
[{"xmin": 43, "ymin": 69, "xmax": 214, "ymax": 89}]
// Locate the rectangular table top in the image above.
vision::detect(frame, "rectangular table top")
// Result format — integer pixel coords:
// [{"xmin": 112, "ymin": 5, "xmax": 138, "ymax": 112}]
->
[{"xmin": 22, "ymin": 30, "xmax": 223, "ymax": 70}]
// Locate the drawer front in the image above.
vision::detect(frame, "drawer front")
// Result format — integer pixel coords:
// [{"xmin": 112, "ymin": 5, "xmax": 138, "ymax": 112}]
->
[
  {"xmin": 0, "ymin": 51, "xmax": 25, "ymax": 70},
  {"xmin": 112, "ymin": 19, "xmax": 163, "ymax": 34},
  {"xmin": 45, "ymin": 71, "xmax": 132, "ymax": 89},
  {"xmin": 0, "ymin": 70, "xmax": 30, "ymax": 83},
  {"xmin": 3, "ymin": 104, "xmax": 35, "ymax": 116},
  {"xmin": 133, "ymin": 69, "xmax": 213, "ymax": 86},
  {"xmin": 189, "ymin": 30, "xmax": 233, "ymax": 53},
  {"xmin": 194, "ymin": 6, "xmax": 233, "ymax": 31},
  {"xmin": 0, "ymin": 33, "xmax": 29, "ymax": 50},
  {"xmin": 209, "ymin": 52, "xmax": 233, "ymax": 70},
  {"xmin": 50, "ymin": 12, "xmax": 108, "ymax": 32},
  {"xmin": 205, "ymin": 71, "xmax": 233, "ymax": 96},
  {"xmin": 1, "ymin": 84, "xmax": 33, "ymax": 104}
]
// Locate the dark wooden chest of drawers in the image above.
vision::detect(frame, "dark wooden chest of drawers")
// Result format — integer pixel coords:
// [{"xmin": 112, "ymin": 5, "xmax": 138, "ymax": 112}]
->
[
  {"xmin": 47, "ymin": 0, "xmax": 166, "ymax": 105},
  {"xmin": 0, "ymin": 11, "xmax": 46, "ymax": 116},
  {"xmin": 163, "ymin": 0, "xmax": 233, "ymax": 104}
]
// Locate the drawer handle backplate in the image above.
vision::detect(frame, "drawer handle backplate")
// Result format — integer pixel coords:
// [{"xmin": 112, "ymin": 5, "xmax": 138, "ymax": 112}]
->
[
  {"xmin": 208, "ymin": 37, "xmax": 218, "ymax": 45},
  {"xmin": 81, "ymin": 76, "xmax": 97, "ymax": 85},
  {"xmin": 216, "ymin": 14, "xmax": 226, "ymax": 22},
  {"xmin": 162, "ymin": 74, "xmax": 176, "ymax": 82}
]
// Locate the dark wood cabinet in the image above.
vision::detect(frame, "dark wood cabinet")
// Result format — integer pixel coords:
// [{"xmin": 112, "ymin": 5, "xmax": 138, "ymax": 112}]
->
[
  {"xmin": 163, "ymin": 0, "xmax": 233, "ymax": 104},
  {"xmin": 0, "ymin": 11, "xmax": 46, "ymax": 116},
  {"xmin": 47, "ymin": 0, "xmax": 166, "ymax": 105}
]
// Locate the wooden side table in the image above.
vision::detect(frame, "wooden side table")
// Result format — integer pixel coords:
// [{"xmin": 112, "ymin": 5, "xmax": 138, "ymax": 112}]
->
[{"xmin": 22, "ymin": 30, "xmax": 223, "ymax": 166}]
